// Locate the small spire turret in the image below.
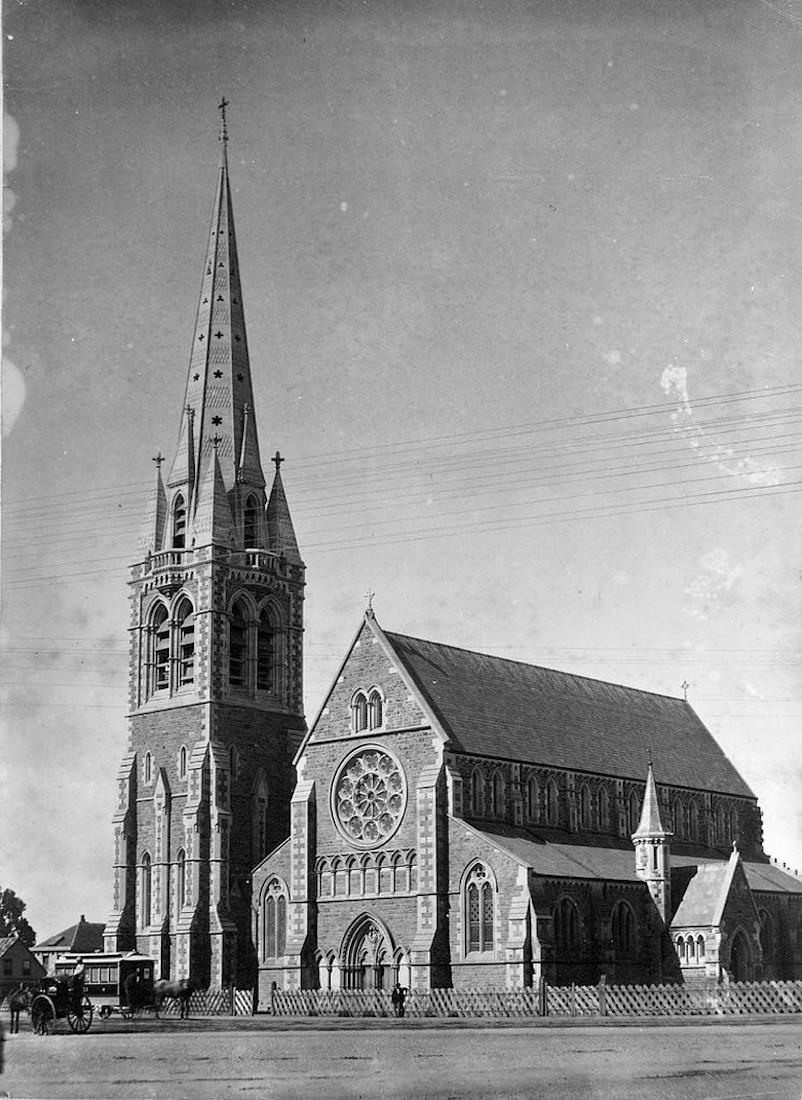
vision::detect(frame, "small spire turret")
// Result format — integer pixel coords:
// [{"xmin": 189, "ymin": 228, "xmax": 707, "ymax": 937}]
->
[{"xmin": 633, "ymin": 764, "xmax": 672, "ymax": 924}]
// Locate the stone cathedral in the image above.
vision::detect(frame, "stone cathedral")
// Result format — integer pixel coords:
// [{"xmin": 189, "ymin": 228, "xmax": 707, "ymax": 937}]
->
[
  {"xmin": 106, "ymin": 114, "xmax": 802, "ymax": 996},
  {"xmin": 104, "ymin": 113, "xmax": 306, "ymax": 986}
]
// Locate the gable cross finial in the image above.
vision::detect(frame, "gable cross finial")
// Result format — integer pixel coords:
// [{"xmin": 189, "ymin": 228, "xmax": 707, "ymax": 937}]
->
[
  {"xmin": 273, "ymin": 450, "xmax": 284, "ymax": 472},
  {"xmin": 152, "ymin": 451, "xmax": 164, "ymax": 469},
  {"xmin": 364, "ymin": 588, "xmax": 376, "ymax": 612},
  {"xmin": 681, "ymin": 679, "xmax": 690, "ymax": 702},
  {"xmin": 218, "ymin": 96, "xmax": 229, "ymax": 145}
]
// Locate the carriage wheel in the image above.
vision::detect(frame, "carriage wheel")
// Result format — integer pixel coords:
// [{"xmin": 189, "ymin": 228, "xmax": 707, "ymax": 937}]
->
[
  {"xmin": 31, "ymin": 995, "xmax": 56, "ymax": 1036},
  {"xmin": 67, "ymin": 995, "xmax": 93, "ymax": 1034}
]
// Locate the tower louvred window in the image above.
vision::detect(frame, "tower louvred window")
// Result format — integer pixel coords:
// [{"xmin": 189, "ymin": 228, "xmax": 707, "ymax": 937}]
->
[
  {"xmin": 153, "ymin": 604, "xmax": 170, "ymax": 693},
  {"xmin": 229, "ymin": 601, "xmax": 247, "ymax": 687},
  {"xmin": 177, "ymin": 599, "xmax": 195, "ymax": 686},
  {"xmin": 256, "ymin": 609, "xmax": 275, "ymax": 692},
  {"xmin": 244, "ymin": 495, "xmax": 260, "ymax": 548},
  {"xmin": 173, "ymin": 494, "xmax": 187, "ymax": 549}
]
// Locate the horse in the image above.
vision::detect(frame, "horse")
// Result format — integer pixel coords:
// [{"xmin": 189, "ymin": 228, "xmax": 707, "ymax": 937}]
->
[
  {"xmin": 7, "ymin": 986, "xmax": 32, "ymax": 1034},
  {"xmin": 153, "ymin": 977, "xmax": 197, "ymax": 1019}
]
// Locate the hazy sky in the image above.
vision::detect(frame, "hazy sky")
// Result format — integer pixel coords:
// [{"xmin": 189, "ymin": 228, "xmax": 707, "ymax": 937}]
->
[{"xmin": 3, "ymin": 0, "xmax": 802, "ymax": 941}]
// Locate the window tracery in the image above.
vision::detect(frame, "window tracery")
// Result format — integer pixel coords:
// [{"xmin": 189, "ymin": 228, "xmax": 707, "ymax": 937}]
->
[
  {"xmin": 464, "ymin": 863, "xmax": 495, "ymax": 954},
  {"xmin": 331, "ymin": 747, "xmax": 407, "ymax": 848}
]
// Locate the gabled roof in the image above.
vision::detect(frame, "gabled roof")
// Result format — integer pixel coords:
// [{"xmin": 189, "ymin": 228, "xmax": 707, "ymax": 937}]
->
[
  {"xmin": 0, "ymin": 936, "xmax": 20, "ymax": 957},
  {"xmin": 468, "ymin": 823, "xmax": 802, "ymax": 900},
  {"xmin": 671, "ymin": 857, "xmax": 736, "ymax": 928},
  {"xmin": 382, "ymin": 627, "xmax": 754, "ymax": 798},
  {"xmin": 34, "ymin": 917, "xmax": 105, "ymax": 954}
]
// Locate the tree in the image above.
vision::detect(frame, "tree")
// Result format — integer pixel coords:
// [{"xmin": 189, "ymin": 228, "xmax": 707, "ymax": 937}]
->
[{"xmin": 0, "ymin": 887, "xmax": 36, "ymax": 947}]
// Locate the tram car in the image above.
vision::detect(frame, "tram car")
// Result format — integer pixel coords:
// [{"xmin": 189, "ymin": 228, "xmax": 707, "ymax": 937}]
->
[{"xmin": 54, "ymin": 952, "xmax": 157, "ymax": 1017}]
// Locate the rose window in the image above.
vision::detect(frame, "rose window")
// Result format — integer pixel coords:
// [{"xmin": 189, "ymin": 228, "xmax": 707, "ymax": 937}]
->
[{"xmin": 332, "ymin": 748, "xmax": 406, "ymax": 847}]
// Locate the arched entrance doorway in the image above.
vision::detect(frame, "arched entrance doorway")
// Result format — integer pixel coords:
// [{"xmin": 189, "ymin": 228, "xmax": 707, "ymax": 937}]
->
[
  {"xmin": 340, "ymin": 915, "xmax": 395, "ymax": 991},
  {"xmin": 728, "ymin": 929, "xmax": 751, "ymax": 982}
]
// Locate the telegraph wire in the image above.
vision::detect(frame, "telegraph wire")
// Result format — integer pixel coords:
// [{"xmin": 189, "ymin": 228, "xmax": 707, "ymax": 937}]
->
[{"xmin": 4, "ymin": 381, "xmax": 801, "ymax": 514}]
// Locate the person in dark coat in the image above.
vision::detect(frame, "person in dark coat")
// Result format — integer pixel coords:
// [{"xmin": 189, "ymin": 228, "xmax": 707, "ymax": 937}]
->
[{"xmin": 391, "ymin": 982, "xmax": 407, "ymax": 1018}]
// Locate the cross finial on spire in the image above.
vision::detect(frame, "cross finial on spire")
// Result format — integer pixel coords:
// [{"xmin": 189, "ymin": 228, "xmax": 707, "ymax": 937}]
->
[
  {"xmin": 152, "ymin": 452, "xmax": 164, "ymax": 469},
  {"xmin": 681, "ymin": 680, "xmax": 690, "ymax": 702},
  {"xmin": 218, "ymin": 97, "xmax": 229, "ymax": 145},
  {"xmin": 273, "ymin": 451, "xmax": 284, "ymax": 472},
  {"xmin": 647, "ymin": 746, "xmax": 653, "ymax": 768}
]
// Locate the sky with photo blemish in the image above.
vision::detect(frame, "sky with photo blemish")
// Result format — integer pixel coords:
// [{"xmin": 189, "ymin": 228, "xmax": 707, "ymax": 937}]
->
[{"xmin": 3, "ymin": 0, "xmax": 802, "ymax": 939}]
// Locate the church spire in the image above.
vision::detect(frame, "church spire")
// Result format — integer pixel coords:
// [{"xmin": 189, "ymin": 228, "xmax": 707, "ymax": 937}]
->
[{"xmin": 167, "ymin": 102, "xmax": 266, "ymax": 516}]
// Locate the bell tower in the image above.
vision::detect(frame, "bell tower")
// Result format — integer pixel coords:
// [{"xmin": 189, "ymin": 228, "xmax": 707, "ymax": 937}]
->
[{"xmin": 104, "ymin": 103, "xmax": 306, "ymax": 988}]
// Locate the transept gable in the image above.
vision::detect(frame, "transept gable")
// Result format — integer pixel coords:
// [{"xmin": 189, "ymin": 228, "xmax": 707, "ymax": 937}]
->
[{"xmin": 671, "ymin": 847, "xmax": 759, "ymax": 934}]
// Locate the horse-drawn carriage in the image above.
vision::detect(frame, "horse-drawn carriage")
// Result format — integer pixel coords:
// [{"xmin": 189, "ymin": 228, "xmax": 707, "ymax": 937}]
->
[
  {"xmin": 30, "ymin": 975, "xmax": 93, "ymax": 1035},
  {"xmin": 53, "ymin": 952, "xmax": 157, "ymax": 1019},
  {"xmin": 29, "ymin": 953, "xmax": 195, "ymax": 1032}
]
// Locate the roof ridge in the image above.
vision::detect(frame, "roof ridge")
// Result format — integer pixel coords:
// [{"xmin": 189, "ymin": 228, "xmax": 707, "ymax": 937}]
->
[{"xmin": 385, "ymin": 629, "xmax": 691, "ymax": 706}]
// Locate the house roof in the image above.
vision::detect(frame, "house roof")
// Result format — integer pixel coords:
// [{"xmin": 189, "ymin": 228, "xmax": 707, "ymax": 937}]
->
[
  {"xmin": 384, "ymin": 628, "xmax": 754, "ymax": 797},
  {"xmin": 34, "ymin": 916, "xmax": 105, "ymax": 954},
  {"xmin": 0, "ymin": 936, "xmax": 19, "ymax": 957}
]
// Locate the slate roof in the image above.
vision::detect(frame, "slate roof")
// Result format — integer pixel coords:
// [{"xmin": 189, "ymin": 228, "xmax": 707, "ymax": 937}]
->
[
  {"xmin": 470, "ymin": 824, "xmax": 802, "ymax": 900},
  {"xmin": 671, "ymin": 858, "xmax": 735, "ymax": 927},
  {"xmin": 34, "ymin": 917, "xmax": 105, "ymax": 954},
  {"xmin": 0, "ymin": 936, "xmax": 18, "ymax": 957},
  {"xmin": 385, "ymin": 630, "xmax": 754, "ymax": 797}
]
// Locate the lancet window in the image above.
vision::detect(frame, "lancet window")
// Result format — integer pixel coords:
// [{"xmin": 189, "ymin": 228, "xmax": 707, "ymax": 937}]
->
[
  {"xmin": 612, "ymin": 901, "xmax": 635, "ymax": 957},
  {"xmin": 141, "ymin": 852, "xmax": 152, "ymax": 928},
  {"xmin": 262, "ymin": 880, "xmax": 287, "ymax": 960},
  {"xmin": 465, "ymin": 863, "xmax": 495, "ymax": 954},
  {"xmin": 176, "ymin": 848, "xmax": 186, "ymax": 910},
  {"xmin": 554, "ymin": 897, "xmax": 580, "ymax": 955}
]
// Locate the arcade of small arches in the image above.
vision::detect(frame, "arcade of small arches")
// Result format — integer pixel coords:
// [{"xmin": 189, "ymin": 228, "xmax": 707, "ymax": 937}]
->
[
  {"xmin": 316, "ymin": 849, "xmax": 418, "ymax": 899},
  {"xmin": 466, "ymin": 762, "xmax": 744, "ymax": 846},
  {"xmin": 675, "ymin": 933, "xmax": 707, "ymax": 965}
]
